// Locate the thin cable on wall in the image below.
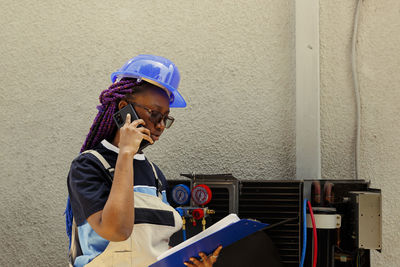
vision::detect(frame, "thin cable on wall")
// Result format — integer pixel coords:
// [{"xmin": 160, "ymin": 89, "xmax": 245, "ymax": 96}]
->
[{"xmin": 352, "ymin": 0, "xmax": 363, "ymax": 180}]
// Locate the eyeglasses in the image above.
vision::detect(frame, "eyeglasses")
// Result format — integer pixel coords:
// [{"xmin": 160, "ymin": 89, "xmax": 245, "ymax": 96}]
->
[{"xmin": 130, "ymin": 102, "xmax": 175, "ymax": 128}]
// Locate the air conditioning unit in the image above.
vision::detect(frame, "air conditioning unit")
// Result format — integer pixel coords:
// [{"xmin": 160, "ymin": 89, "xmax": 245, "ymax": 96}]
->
[{"xmin": 167, "ymin": 175, "xmax": 381, "ymax": 267}]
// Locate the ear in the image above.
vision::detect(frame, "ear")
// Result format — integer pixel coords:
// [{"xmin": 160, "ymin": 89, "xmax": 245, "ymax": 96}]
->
[{"xmin": 118, "ymin": 100, "xmax": 128, "ymax": 110}]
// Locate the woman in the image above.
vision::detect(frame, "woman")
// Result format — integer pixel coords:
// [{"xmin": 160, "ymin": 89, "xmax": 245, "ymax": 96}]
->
[{"xmin": 66, "ymin": 55, "xmax": 222, "ymax": 267}]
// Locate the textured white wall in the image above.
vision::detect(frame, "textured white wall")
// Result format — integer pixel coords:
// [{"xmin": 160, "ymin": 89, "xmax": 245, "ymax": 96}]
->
[
  {"xmin": 320, "ymin": 0, "xmax": 400, "ymax": 265},
  {"xmin": 1, "ymin": 0, "xmax": 398, "ymax": 266},
  {"xmin": 0, "ymin": 1, "xmax": 295, "ymax": 266}
]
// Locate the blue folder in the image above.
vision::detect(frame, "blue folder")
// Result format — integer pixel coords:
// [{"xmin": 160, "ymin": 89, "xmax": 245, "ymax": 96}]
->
[{"xmin": 149, "ymin": 219, "xmax": 268, "ymax": 267}]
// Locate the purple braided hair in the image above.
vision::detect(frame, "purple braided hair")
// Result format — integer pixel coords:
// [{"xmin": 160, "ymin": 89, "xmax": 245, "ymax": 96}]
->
[
  {"xmin": 67, "ymin": 78, "xmax": 144, "ymax": 247},
  {"xmin": 80, "ymin": 78, "xmax": 143, "ymax": 152}
]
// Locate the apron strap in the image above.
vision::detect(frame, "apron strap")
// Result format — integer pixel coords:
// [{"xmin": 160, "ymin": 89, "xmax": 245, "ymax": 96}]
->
[
  {"xmin": 149, "ymin": 161, "xmax": 163, "ymax": 198},
  {"xmin": 68, "ymin": 218, "xmax": 82, "ymax": 266},
  {"xmin": 82, "ymin": 150, "xmax": 114, "ymax": 184}
]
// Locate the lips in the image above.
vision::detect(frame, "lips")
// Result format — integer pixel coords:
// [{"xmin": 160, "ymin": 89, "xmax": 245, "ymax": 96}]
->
[{"xmin": 151, "ymin": 134, "xmax": 160, "ymax": 141}]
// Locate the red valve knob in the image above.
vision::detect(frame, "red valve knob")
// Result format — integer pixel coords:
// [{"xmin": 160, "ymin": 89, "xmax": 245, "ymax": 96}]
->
[{"xmin": 192, "ymin": 208, "xmax": 204, "ymax": 220}]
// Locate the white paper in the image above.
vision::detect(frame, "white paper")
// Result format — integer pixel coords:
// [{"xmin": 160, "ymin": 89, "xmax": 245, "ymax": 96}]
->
[{"xmin": 157, "ymin": 213, "xmax": 240, "ymax": 260}]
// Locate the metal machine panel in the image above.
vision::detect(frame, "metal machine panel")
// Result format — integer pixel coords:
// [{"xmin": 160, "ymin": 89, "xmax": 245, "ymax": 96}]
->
[{"xmin": 351, "ymin": 191, "xmax": 382, "ymax": 250}]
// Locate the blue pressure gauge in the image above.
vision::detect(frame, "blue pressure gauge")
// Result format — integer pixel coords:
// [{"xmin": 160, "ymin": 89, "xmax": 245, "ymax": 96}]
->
[{"xmin": 171, "ymin": 184, "xmax": 191, "ymax": 205}]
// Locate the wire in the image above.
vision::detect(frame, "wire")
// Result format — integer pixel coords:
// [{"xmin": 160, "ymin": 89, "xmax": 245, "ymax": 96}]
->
[
  {"xmin": 299, "ymin": 199, "xmax": 307, "ymax": 267},
  {"xmin": 181, "ymin": 216, "xmax": 187, "ymax": 241},
  {"xmin": 352, "ymin": 0, "xmax": 363, "ymax": 180},
  {"xmin": 182, "ymin": 228, "xmax": 187, "ymax": 241},
  {"xmin": 307, "ymin": 201, "xmax": 318, "ymax": 267},
  {"xmin": 357, "ymin": 250, "xmax": 359, "ymax": 267}
]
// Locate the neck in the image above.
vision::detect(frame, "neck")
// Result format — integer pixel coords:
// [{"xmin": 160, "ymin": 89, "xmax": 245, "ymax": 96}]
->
[{"xmin": 112, "ymin": 130, "xmax": 120, "ymax": 148}]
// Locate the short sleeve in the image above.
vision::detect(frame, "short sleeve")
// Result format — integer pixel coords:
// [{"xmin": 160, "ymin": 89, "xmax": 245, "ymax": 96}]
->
[{"xmin": 67, "ymin": 153, "xmax": 112, "ymax": 226}]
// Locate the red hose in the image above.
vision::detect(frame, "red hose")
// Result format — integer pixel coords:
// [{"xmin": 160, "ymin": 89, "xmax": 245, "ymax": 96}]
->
[{"xmin": 307, "ymin": 201, "xmax": 318, "ymax": 267}]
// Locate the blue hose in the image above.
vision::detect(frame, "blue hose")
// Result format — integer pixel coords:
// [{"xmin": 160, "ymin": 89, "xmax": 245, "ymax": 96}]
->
[
  {"xmin": 299, "ymin": 198, "xmax": 307, "ymax": 267},
  {"xmin": 176, "ymin": 208, "xmax": 187, "ymax": 241},
  {"xmin": 182, "ymin": 228, "xmax": 187, "ymax": 241}
]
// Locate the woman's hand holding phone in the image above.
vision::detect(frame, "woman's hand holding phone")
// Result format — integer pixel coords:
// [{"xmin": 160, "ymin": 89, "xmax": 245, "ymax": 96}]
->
[
  {"xmin": 118, "ymin": 114, "xmax": 154, "ymax": 156},
  {"xmin": 87, "ymin": 112, "xmax": 153, "ymax": 241}
]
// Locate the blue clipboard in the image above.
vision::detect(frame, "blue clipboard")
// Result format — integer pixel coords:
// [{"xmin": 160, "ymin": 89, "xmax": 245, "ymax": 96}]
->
[{"xmin": 149, "ymin": 219, "xmax": 268, "ymax": 267}]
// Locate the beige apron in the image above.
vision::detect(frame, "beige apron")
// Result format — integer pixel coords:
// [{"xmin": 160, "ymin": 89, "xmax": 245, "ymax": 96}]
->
[
  {"xmin": 71, "ymin": 150, "xmax": 183, "ymax": 267},
  {"xmin": 85, "ymin": 192, "xmax": 182, "ymax": 267}
]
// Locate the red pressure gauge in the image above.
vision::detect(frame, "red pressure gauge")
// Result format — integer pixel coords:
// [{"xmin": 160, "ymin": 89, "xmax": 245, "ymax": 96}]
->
[{"xmin": 191, "ymin": 184, "xmax": 212, "ymax": 206}]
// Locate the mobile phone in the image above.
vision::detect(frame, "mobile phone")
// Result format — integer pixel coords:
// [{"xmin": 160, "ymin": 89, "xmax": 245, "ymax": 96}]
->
[{"xmin": 113, "ymin": 104, "xmax": 151, "ymax": 151}]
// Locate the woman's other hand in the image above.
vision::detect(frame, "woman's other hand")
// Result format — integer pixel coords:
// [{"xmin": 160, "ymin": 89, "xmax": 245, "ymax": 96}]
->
[
  {"xmin": 184, "ymin": 245, "xmax": 222, "ymax": 267},
  {"xmin": 118, "ymin": 114, "xmax": 153, "ymax": 155}
]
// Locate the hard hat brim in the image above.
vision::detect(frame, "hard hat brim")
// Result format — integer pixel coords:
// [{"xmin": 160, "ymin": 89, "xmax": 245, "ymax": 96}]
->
[{"xmin": 111, "ymin": 72, "xmax": 187, "ymax": 108}]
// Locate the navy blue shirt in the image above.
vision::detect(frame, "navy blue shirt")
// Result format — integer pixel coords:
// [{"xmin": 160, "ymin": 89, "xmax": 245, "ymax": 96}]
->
[{"xmin": 67, "ymin": 140, "xmax": 169, "ymax": 267}]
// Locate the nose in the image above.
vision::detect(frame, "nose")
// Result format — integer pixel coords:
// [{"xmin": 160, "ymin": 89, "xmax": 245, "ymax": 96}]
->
[{"xmin": 155, "ymin": 118, "xmax": 166, "ymax": 131}]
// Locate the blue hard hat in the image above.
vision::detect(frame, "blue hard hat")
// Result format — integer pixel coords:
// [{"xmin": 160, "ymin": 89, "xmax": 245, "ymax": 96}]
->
[{"xmin": 111, "ymin": 55, "xmax": 186, "ymax": 108}]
